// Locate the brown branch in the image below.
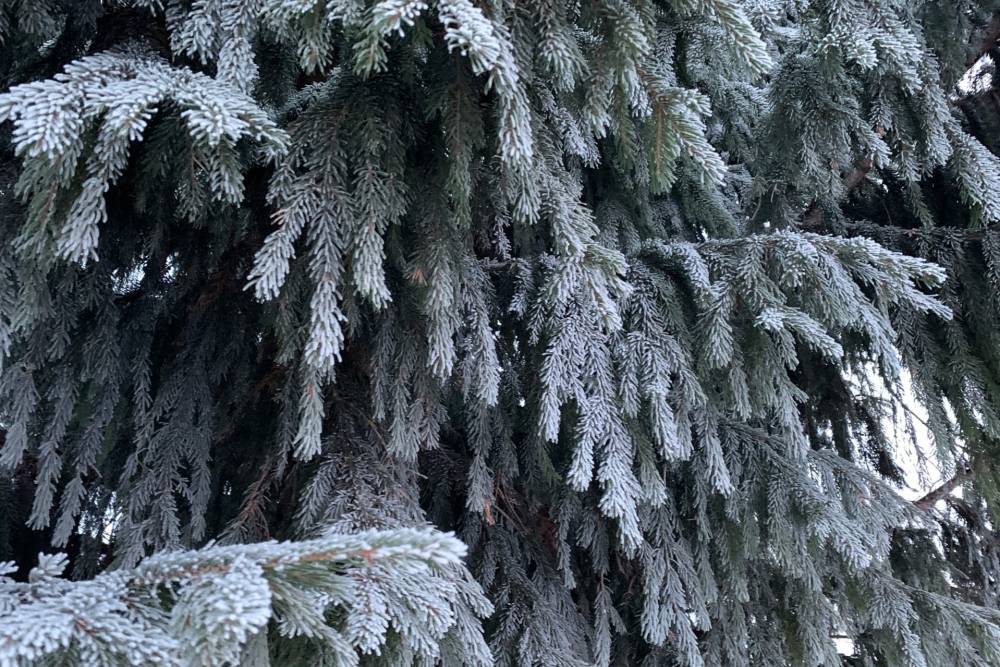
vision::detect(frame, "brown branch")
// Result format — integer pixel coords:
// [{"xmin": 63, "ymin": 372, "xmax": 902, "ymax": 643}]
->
[
  {"xmin": 913, "ymin": 467, "xmax": 972, "ymax": 512},
  {"xmin": 134, "ymin": 545, "xmax": 381, "ymax": 584}
]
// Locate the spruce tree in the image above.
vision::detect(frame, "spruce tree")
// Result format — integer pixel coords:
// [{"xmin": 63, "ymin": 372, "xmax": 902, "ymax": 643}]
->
[{"xmin": 3, "ymin": 1, "xmax": 1000, "ymax": 664}]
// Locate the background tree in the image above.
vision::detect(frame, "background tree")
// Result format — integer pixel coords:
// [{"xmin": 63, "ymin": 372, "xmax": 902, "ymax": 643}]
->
[{"xmin": 2, "ymin": 1, "xmax": 1000, "ymax": 665}]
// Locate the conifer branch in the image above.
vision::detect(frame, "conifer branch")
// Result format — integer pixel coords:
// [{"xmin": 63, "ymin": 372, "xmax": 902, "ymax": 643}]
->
[
  {"xmin": 838, "ymin": 221, "xmax": 1000, "ymax": 243},
  {"xmin": 0, "ymin": 529, "xmax": 492, "ymax": 665}
]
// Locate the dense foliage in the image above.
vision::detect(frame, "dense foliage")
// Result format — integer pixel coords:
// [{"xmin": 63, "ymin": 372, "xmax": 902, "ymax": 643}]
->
[{"xmin": 3, "ymin": 1, "xmax": 1000, "ymax": 665}]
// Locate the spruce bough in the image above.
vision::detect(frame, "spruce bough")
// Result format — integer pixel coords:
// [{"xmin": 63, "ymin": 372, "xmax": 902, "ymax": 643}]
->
[{"xmin": 2, "ymin": 1, "xmax": 1000, "ymax": 665}]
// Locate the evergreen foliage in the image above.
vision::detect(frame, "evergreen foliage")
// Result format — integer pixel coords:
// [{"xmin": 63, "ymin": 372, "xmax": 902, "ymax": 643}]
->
[
  {"xmin": 1, "ymin": 528, "xmax": 491, "ymax": 666},
  {"xmin": 1, "ymin": 1, "xmax": 1000, "ymax": 665}
]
